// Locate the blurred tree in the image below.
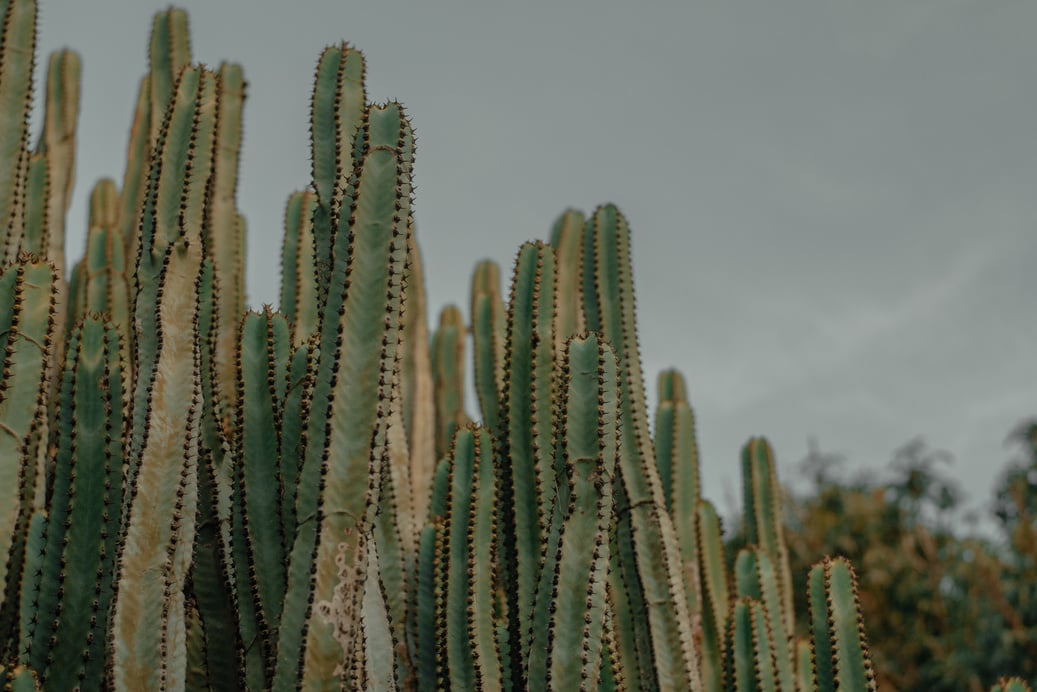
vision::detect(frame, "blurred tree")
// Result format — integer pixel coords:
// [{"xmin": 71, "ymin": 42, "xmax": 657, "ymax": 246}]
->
[{"xmin": 730, "ymin": 430, "xmax": 1037, "ymax": 691}]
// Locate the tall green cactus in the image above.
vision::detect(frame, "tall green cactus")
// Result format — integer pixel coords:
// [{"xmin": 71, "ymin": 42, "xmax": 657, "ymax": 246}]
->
[
  {"xmin": 274, "ymin": 100, "xmax": 413, "ymax": 690},
  {"xmin": 22, "ymin": 315, "xmax": 123, "ymax": 691},
  {"xmin": 111, "ymin": 64, "xmax": 216, "ymax": 691},
  {"xmin": 0, "ymin": 257, "xmax": 56, "ymax": 653},
  {"xmin": 582, "ymin": 204, "xmax": 700, "ymax": 690},
  {"xmin": 807, "ymin": 556, "xmax": 877, "ymax": 692},
  {"xmin": 0, "ymin": 0, "xmax": 37, "ymax": 264}
]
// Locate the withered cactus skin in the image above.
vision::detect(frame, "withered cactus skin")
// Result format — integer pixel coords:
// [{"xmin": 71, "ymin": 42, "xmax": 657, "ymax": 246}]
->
[
  {"xmin": 111, "ymin": 64, "xmax": 215, "ymax": 691},
  {"xmin": 0, "ymin": 5, "xmax": 899, "ymax": 691}
]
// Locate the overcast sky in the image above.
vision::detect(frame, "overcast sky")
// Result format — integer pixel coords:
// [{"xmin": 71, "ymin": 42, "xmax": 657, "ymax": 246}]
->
[{"xmin": 33, "ymin": 0, "xmax": 1037, "ymax": 524}]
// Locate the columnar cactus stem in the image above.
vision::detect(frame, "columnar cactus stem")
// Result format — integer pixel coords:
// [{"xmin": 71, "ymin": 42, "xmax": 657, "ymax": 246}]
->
[
  {"xmin": 18, "ymin": 155, "xmax": 46, "ymax": 257},
  {"xmin": 147, "ymin": 9, "xmax": 191, "ymax": 145},
  {"xmin": 531, "ymin": 333, "xmax": 618, "ymax": 690},
  {"xmin": 0, "ymin": 256, "xmax": 56, "ymax": 646},
  {"xmin": 25, "ymin": 315, "xmax": 124, "ymax": 691},
  {"xmin": 582, "ymin": 203, "xmax": 700, "ymax": 690},
  {"xmin": 548, "ymin": 208, "xmax": 586, "ymax": 347},
  {"xmin": 36, "ymin": 49, "xmax": 80, "ymax": 280},
  {"xmin": 117, "ymin": 76, "xmax": 150, "ymax": 267},
  {"xmin": 742, "ymin": 437, "xmax": 795, "ymax": 639},
  {"xmin": 807, "ymin": 556, "xmax": 877, "ymax": 692},
  {"xmin": 233, "ymin": 307, "xmax": 291, "ymax": 687},
  {"xmin": 655, "ymin": 368, "xmax": 703, "ymax": 625},
  {"xmin": 733, "ymin": 547, "xmax": 795, "ymax": 692},
  {"xmin": 470, "ymin": 258, "xmax": 505, "ymax": 432},
  {"xmin": 497, "ymin": 240, "xmax": 558, "ymax": 683},
  {"xmin": 309, "ymin": 43, "xmax": 366, "ymax": 304},
  {"xmin": 207, "ymin": 62, "xmax": 247, "ymax": 433},
  {"xmin": 0, "ymin": 0, "xmax": 36, "ymax": 264},
  {"xmin": 275, "ymin": 101, "xmax": 413, "ymax": 690},
  {"xmin": 81, "ymin": 180, "xmax": 131, "ymax": 376},
  {"xmin": 281, "ymin": 190, "xmax": 320, "ymax": 346},
  {"xmin": 399, "ymin": 230, "xmax": 436, "ymax": 528},
  {"xmin": 430, "ymin": 305, "xmax": 469, "ymax": 461},
  {"xmin": 696, "ymin": 499, "xmax": 729, "ymax": 692},
  {"xmin": 111, "ymin": 64, "xmax": 217, "ymax": 691}
]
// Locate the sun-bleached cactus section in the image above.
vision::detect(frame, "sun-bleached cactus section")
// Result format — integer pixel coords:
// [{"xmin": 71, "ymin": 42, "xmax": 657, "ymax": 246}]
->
[{"xmin": 110, "ymin": 64, "xmax": 218, "ymax": 692}]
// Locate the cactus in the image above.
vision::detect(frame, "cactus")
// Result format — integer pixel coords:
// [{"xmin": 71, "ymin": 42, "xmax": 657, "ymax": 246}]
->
[
  {"xmin": 110, "ymin": 64, "xmax": 216, "ymax": 691},
  {"xmin": 807, "ymin": 556, "xmax": 877, "ymax": 692},
  {"xmin": 0, "ymin": 0, "xmax": 37, "ymax": 264},
  {"xmin": 7, "ymin": 4, "xmax": 1003, "ymax": 690},
  {"xmin": 0, "ymin": 257, "xmax": 57, "ymax": 651},
  {"xmin": 23, "ymin": 315, "xmax": 124, "ymax": 690}
]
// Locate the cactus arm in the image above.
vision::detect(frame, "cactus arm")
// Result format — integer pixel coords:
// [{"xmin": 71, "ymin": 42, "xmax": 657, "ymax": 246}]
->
[
  {"xmin": 414, "ymin": 522, "xmax": 438, "ymax": 692},
  {"xmin": 16, "ymin": 509, "xmax": 44, "ymax": 665},
  {"xmin": 734, "ymin": 547, "xmax": 795, "ymax": 692},
  {"xmin": 991, "ymin": 679, "xmax": 1034, "ymax": 692},
  {"xmin": 0, "ymin": 0, "xmax": 36, "ymax": 260},
  {"xmin": 83, "ymin": 180, "xmax": 131, "ymax": 374},
  {"xmin": 443, "ymin": 428, "xmax": 477, "ymax": 689},
  {"xmin": 373, "ymin": 406, "xmax": 414, "ymax": 685},
  {"xmin": 470, "ymin": 259, "xmax": 505, "ymax": 431},
  {"xmin": 540, "ymin": 334, "xmax": 618, "ymax": 690},
  {"xmin": 750, "ymin": 600, "xmax": 780, "ymax": 692},
  {"xmin": 190, "ymin": 256, "xmax": 246, "ymax": 690},
  {"xmin": 112, "ymin": 65, "xmax": 216, "ymax": 692},
  {"xmin": 808, "ymin": 557, "xmax": 877, "ymax": 692},
  {"xmin": 583, "ymin": 204, "xmax": 699, "ymax": 689},
  {"xmin": 126, "ymin": 65, "xmax": 211, "ymax": 488},
  {"xmin": 796, "ymin": 637, "xmax": 816, "ymax": 692},
  {"xmin": 275, "ymin": 102, "xmax": 412, "ymax": 690},
  {"xmin": 18, "ymin": 154, "xmax": 46, "ymax": 256},
  {"xmin": 496, "ymin": 241, "xmax": 557, "ymax": 680},
  {"xmin": 359, "ymin": 537, "xmax": 399, "ymax": 691},
  {"xmin": 430, "ymin": 305, "xmax": 469, "ymax": 460},
  {"xmin": 280, "ymin": 190, "xmax": 320, "ymax": 345},
  {"xmin": 118, "ymin": 76, "xmax": 150, "ymax": 267},
  {"xmin": 742, "ymin": 437, "xmax": 795, "ymax": 636},
  {"xmin": 208, "ymin": 62, "xmax": 246, "ymax": 425},
  {"xmin": 655, "ymin": 368, "xmax": 703, "ymax": 627},
  {"xmin": 547, "ymin": 208, "xmax": 586, "ymax": 345},
  {"xmin": 235, "ymin": 308, "xmax": 291, "ymax": 682},
  {"xmin": 309, "ymin": 44, "xmax": 366, "ymax": 303},
  {"xmin": 467, "ymin": 427, "xmax": 504, "ymax": 688},
  {"xmin": 696, "ymin": 500, "xmax": 729, "ymax": 692},
  {"xmin": 823, "ymin": 557, "xmax": 876, "ymax": 692},
  {"xmin": 279, "ymin": 335, "xmax": 318, "ymax": 549},
  {"xmin": 37, "ymin": 49, "xmax": 80, "ymax": 279},
  {"xmin": 400, "ymin": 230, "xmax": 436, "ymax": 528},
  {"xmin": 147, "ymin": 9, "xmax": 191, "ymax": 144},
  {"xmin": 724, "ymin": 599, "xmax": 754, "ymax": 692},
  {"xmin": 807, "ymin": 560, "xmax": 834, "ymax": 692},
  {"xmin": 0, "ymin": 258, "xmax": 56, "ymax": 633},
  {"xmin": 28, "ymin": 317, "xmax": 124, "ymax": 690}
]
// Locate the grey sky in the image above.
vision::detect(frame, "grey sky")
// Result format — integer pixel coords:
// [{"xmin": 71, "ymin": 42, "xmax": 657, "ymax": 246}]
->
[{"xmin": 35, "ymin": 1, "xmax": 1037, "ymax": 522}]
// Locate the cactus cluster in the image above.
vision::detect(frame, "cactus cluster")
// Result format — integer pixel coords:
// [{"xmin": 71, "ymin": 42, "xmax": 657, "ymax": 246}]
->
[{"xmin": 0, "ymin": 3, "xmax": 1028, "ymax": 691}]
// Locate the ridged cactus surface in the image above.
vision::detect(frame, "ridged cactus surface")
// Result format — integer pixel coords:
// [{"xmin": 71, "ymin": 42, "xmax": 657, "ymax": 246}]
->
[{"xmin": 8, "ymin": 3, "xmax": 1011, "ymax": 691}]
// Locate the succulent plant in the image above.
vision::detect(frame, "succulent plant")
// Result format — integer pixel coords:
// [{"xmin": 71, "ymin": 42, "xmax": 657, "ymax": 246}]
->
[{"xmin": 12, "ymin": 2, "xmax": 1010, "ymax": 691}]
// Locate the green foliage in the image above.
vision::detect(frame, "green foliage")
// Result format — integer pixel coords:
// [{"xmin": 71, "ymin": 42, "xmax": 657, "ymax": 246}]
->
[{"xmin": 782, "ymin": 436, "xmax": 1037, "ymax": 690}]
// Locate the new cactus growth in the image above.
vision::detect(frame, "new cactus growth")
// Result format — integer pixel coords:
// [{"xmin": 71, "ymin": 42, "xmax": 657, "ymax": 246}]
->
[{"xmin": 11, "ymin": 3, "xmax": 1028, "ymax": 691}]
